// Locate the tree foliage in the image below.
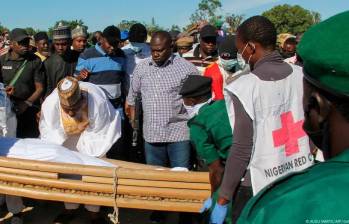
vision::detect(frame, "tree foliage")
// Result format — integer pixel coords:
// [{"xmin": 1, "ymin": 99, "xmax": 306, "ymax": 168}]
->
[
  {"xmin": 190, "ymin": 0, "xmax": 222, "ymax": 24},
  {"xmin": 169, "ymin": 25, "xmax": 181, "ymax": 32},
  {"xmin": 146, "ymin": 17, "xmax": 164, "ymax": 36},
  {"xmin": 24, "ymin": 27, "xmax": 40, "ymax": 36},
  {"xmin": 0, "ymin": 22, "xmax": 8, "ymax": 34},
  {"xmin": 48, "ymin": 19, "xmax": 87, "ymax": 38},
  {"xmin": 262, "ymin": 4, "xmax": 321, "ymax": 34},
  {"xmin": 117, "ymin": 20, "xmax": 141, "ymax": 31},
  {"xmin": 225, "ymin": 14, "xmax": 244, "ymax": 33}
]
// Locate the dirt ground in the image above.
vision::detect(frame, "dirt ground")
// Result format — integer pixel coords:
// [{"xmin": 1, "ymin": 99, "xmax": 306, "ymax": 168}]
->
[{"xmin": 0, "ymin": 199, "xmax": 183, "ymax": 224}]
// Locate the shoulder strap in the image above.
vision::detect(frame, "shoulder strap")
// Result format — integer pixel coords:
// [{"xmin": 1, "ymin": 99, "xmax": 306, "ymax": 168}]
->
[{"xmin": 9, "ymin": 60, "xmax": 28, "ymax": 86}]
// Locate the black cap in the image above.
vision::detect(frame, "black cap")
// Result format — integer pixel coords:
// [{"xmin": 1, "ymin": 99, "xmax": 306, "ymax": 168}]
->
[
  {"xmin": 103, "ymin": 25, "xmax": 121, "ymax": 46},
  {"xmin": 9, "ymin": 28, "xmax": 29, "ymax": 42},
  {"xmin": 200, "ymin": 25, "xmax": 217, "ymax": 38},
  {"xmin": 218, "ymin": 35, "xmax": 238, "ymax": 59},
  {"xmin": 169, "ymin": 30, "xmax": 180, "ymax": 40},
  {"xmin": 34, "ymin": 32, "xmax": 49, "ymax": 42},
  {"xmin": 129, "ymin": 23, "xmax": 147, "ymax": 43},
  {"xmin": 180, "ymin": 75, "xmax": 212, "ymax": 98}
]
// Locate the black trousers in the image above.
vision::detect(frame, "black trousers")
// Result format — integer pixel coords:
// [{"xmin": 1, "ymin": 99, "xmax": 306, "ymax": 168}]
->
[
  {"xmin": 106, "ymin": 112, "xmax": 145, "ymax": 163},
  {"xmin": 16, "ymin": 106, "xmax": 39, "ymax": 138},
  {"xmin": 231, "ymin": 185, "xmax": 253, "ymax": 223}
]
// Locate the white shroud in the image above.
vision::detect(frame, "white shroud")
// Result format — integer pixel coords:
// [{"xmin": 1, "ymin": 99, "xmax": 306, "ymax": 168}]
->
[{"xmin": 0, "ymin": 137, "xmax": 114, "ymax": 167}]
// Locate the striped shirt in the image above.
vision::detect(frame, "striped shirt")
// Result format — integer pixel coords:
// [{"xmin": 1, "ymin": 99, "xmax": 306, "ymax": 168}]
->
[
  {"xmin": 75, "ymin": 44, "xmax": 126, "ymax": 106},
  {"xmin": 127, "ymin": 54, "xmax": 200, "ymax": 143}
]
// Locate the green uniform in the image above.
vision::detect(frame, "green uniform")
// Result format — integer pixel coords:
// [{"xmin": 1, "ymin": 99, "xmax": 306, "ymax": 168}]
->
[
  {"xmin": 238, "ymin": 149, "xmax": 349, "ymax": 224},
  {"xmin": 188, "ymin": 100, "xmax": 232, "ymax": 165},
  {"xmin": 188, "ymin": 100, "xmax": 233, "ymax": 224}
]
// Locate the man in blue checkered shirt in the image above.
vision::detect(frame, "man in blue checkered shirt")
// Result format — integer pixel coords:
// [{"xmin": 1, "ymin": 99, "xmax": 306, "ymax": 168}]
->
[{"xmin": 126, "ymin": 31, "xmax": 200, "ymax": 170}]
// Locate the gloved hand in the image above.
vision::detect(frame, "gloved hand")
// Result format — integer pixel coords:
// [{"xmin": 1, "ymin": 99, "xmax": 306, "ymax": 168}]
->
[
  {"xmin": 210, "ymin": 203, "xmax": 228, "ymax": 224},
  {"xmin": 199, "ymin": 197, "xmax": 212, "ymax": 213}
]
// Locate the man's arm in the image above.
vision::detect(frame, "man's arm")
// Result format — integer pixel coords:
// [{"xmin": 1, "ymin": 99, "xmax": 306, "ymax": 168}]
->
[
  {"xmin": 17, "ymin": 61, "xmax": 45, "ymax": 114},
  {"xmin": 125, "ymin": 64, "xmax": 142, "ymax": 121},
  {"xmin": 190, "ymin": 123, "xmax": 223, "ymax": 194},
  {"xmin": 217, "ymin": 94, "xmax": 253, "ymax": 205},
  {"xmin": 74, "ymin": 56, "xmax": 90, "ymax": 81},
  {"xmin": 26, "ymin": 82, "xmax": 44, "ymax": 104}
]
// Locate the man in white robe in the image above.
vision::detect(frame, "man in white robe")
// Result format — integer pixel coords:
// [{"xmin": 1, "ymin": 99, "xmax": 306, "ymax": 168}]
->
[
  {"xmin": 39, "ymin": 77, "xmax": 121, "ymax": 223},
  {"xmin": 39, "ymin": 76, "xmax": 121, "ymax": 157}
]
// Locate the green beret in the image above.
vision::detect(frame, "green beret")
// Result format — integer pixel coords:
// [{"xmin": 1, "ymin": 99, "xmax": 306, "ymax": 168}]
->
[{"xmin": 297, "ymin": 11, "xmax": 349, "ymax": 96}]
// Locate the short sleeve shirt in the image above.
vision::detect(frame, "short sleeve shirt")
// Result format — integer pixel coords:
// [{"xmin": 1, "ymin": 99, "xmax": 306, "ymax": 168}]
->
[{"xmin": 0, "ymin": 51, "xmax": 44, "ymax": 100}]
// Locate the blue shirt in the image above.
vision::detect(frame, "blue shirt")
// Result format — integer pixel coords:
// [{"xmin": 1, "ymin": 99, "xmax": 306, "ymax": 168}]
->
[{"xmin": 75, "ymin": 44, "xmax": 126, "ymax": 103}]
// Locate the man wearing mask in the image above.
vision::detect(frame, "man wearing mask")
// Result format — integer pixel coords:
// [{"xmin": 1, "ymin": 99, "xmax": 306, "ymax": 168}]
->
[
  {"xmin": 184, "ymin": 25, "xmax": 218, "ymax": 74},
  {"xmin": 238, "ymin": 11, "xmax": 349, "ymax": 223},
  {"xmin": 122, "ymin": 23, "xmax": 151, "ymax": 92},
  {"xmin": 34, "ymin": 32, "xmax": 49, "ymax": 62},
  {"xmin": 180, "ymin": 75, "xmax": 233, "ymax": 223},
  {"xmin": 203, "ymin": 35, "xmax": 249, "ymax": 100},
  {"xmin": 44, "ymin": 24, "xmax": 77, "ymax": 96},
  {"xmin": 122, "ymin": 23, "xmax": 151, "ymax": 161},
  {"xmin": 207, "ymin": 16, "xmax": 313, "ymax": 223}
]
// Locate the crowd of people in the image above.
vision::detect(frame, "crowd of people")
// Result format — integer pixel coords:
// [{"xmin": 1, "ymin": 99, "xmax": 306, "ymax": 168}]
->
[{"xmin": 0, "ymin": 9, "xmax": 348, "ymax": 224}]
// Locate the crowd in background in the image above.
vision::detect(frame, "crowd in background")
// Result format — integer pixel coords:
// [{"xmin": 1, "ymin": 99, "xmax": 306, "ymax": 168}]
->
[{"xmin": 0, "ymin": 10, "xmax": 348, "ymax": 224}]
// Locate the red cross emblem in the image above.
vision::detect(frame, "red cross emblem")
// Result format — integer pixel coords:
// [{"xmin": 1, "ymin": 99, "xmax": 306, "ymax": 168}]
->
[{"xmin": 272, "ymin": 111, "xmax": 306, "ymax": 157}]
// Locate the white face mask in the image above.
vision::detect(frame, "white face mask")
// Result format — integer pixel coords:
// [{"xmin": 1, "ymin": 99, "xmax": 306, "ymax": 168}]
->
[
  {"xmin": 238, "ymin": 42, "xmax": 254, "ymax": 69},
  {"xmin": 129, "ymin": 42, "xmax": 143, "ymax": 53},
  {"xmin": 219, "ymin": 57, "xmax": 238, "ymax": 71},
  {"xmin": 183, "ymin": 99, "xmax": 212, "ymax": 119},
  {"xmin": 236, "ymin": 53, "xmax": 246, "ymax": 70}
]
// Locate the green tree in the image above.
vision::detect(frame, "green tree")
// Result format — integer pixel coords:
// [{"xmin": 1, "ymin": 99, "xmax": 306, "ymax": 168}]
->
[
  {"xmin": 225, "ymin": 14, "xmax": 244, "ymax": 34},
  {"xmin": 48, "ymin": 19, "xmax": 87, "ymax": 38},
  {"xmin": 117, "ymin": 20, "xmax": 141, "ymax": 31},
  {"xmin": 146, "ymin": 17, "xmax": 163, "ymax": 36},
  {"xmin": 169, "ymin": 25, "xmax": 181, "ymax": 32},
  {"xmin": 24, "ymin": 27, "xmax": 38, "ymax": 36},
  {"xmin": 190, "ymin": 0, "xmax": 222, "ymax": 24},
  {"xmin": 311, "ymin": 11, "xmax": 321, "ymax": 24},
  {"xmin": 0, "ymin": 22, "xmax": 8, "ymax": 34},
  {"xmin": 262, "ymin": 4, "xmax": 321, "ymax": 34}
]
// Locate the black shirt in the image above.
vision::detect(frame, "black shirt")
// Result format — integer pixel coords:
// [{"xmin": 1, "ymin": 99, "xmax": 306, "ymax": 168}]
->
[
  {"xmin": 0, "ymin": 51, "xmax": 44, "ymax": 100},
  {"xmin": 44, "ymin": 50, "xmax": 79, "ymax": 96}
]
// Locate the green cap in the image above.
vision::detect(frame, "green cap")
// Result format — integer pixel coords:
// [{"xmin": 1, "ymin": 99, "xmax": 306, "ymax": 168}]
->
[
  {"xmin": 297, "ymin": 10, "xmax": 349, "ymax": 97},
  {"xmin": 214, "ymin": 20, "xmax": 224, "ymax": 28}
]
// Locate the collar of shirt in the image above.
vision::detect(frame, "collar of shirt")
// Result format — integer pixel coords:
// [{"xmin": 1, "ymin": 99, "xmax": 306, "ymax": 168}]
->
[
  {"xmin": 253, "ymin": 50, "xmax": 284, "ymax": 71},
  {"xmin": 35, "ymin": 51, "xmax": 47, "ymax": 61},
  {"xmin": 149, "ymin": 54, "xmax": 175, "ymax": 67},
  {"xmin": 95, "ymin": 43, "xmax": 107, "ymax": 56}
]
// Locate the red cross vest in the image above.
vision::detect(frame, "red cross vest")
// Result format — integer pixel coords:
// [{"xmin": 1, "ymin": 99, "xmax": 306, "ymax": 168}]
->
[{"xmin": 225, "ymin": 64, "xmax": 313, "ymax": 194}]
